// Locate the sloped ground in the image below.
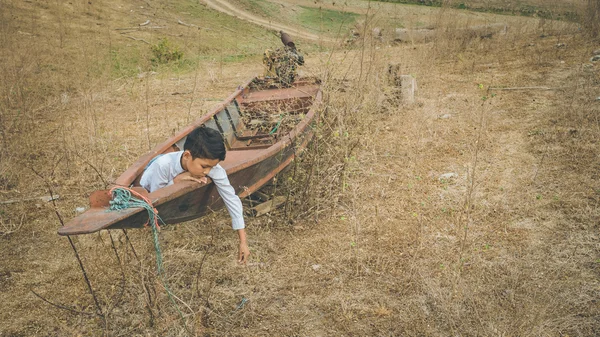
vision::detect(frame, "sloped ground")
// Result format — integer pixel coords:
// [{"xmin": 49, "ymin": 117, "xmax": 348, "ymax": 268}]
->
[
  {"xmin": 1, "ymin": 1, "xmax": 599, "ymax": 336},
  {"xmin": 204, "ymin": 0, "xmax": 336, "ymax": 42}
]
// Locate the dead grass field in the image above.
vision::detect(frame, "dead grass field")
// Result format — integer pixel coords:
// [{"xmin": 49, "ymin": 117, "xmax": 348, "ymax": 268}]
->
[{"xmin": 1, "ymin": 0, "xmax": 599, "ymax": 336}]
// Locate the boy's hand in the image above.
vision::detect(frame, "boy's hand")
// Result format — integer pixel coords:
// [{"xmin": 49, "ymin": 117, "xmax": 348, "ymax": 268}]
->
[
  {"xmin": 238, "ymin": 241, "xmax": 250, "ymax": 264},
  {"xmin": 237, "ymin": 228, "xmax": 250, "ymax": 264},
  {"xmin": 173, "ymin": 172, "xmax": 208, "ymax": 185}
]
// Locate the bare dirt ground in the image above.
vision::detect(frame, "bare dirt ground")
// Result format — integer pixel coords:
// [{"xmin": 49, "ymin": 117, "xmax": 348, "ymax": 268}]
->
[{"xmin": 1, "ymin": 1, "xmax": 599, "ymax": 336}]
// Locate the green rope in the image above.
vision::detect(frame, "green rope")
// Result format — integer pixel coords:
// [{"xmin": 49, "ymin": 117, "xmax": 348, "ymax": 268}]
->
[
  {"xmin": 269, "ymin": 114, "xmax": 284, "ymax": 135},
  {"xmin": 109, "ymin": 187, "xmax": 190, "ymax": 333},
  {"xmin": 109, "ymin": 188, "xmax": 164, "ymax": 272}
]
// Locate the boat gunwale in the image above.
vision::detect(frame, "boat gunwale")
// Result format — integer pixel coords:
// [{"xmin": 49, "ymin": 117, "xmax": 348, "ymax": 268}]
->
[{"xmin": 110, "ymin": 79, "xmax": 321, "ymax": 207}]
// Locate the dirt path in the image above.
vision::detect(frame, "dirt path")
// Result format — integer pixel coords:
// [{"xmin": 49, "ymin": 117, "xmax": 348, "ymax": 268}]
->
[{"xmin": 204, "ymin": 0, "xmax": 338, "ymax": 43}]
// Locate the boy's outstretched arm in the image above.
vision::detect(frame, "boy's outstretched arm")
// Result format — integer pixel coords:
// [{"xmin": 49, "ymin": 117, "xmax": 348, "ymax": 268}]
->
[
  {"xmin": 237, "ymin": 228, "xmax": 250, "ymax": 264},
  {"xmin": 208, "ymin": 164, "xmax": 250, "ymax": 264}
]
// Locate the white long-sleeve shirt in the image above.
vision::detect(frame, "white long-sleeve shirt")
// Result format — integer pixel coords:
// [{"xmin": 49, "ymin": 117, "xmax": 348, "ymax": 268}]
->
[{"xmin": 139, "ymin": 151, "xmax": 245, "ymax": 230}]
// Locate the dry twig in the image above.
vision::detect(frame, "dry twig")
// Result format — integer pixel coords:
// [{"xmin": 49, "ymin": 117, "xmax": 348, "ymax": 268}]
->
[
  {"xmin": 30, "ymin": 290, "xmax": 97, "ymax": 316},
  {"xmin": 124, "ymin": 36, "xmax": 150, "ymax": 45}
]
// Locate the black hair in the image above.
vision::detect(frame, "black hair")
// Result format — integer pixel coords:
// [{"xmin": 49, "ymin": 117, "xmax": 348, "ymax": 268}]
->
[{"xmin": 183, "ymin": 126, "xmax": 226, "ymax": 161}]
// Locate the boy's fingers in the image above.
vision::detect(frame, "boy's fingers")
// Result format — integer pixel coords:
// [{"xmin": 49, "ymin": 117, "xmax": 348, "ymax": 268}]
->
[
  {"xmin": 238, "ymin": 252, "xmax": 248, "ymax": 264},
  {"xmin": 182, "ymin": 176, "xmax": 207, "ymax": 184},
  {"xmin": 189, "ymin": 176, "xmax": 207, "ymax": 184}
]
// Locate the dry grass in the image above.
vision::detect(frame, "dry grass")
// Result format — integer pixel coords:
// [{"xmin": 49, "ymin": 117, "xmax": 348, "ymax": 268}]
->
[
  {"xmin": 1, "ymin": 1, "xmax": 600, "ymax": 336},
  {"xmin": 584, "ymin": 0, "xmax": 600, "ymax": 38}
]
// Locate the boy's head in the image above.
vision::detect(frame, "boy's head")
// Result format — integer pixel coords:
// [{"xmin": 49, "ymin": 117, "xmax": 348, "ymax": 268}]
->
[
  {"xmin": 183, "ymin": 126, "xmax": 226, "ymax": 161},
  {"xmin": 181, "ymin": 127, "xmax": 226, "ymax": 178}
]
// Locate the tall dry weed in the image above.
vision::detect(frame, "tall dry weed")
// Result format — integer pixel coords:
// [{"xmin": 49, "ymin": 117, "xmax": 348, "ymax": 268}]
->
[
  {"xmin": 276, "ymin": 30, "xmax": 390, "ymax": 225},
  {"xmin": 584, "ymin": 0, "xmax": 600, "ymax": 37}
]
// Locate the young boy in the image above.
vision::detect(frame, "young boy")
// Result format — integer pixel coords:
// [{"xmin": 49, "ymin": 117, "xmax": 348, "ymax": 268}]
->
[{"xmin": 140, "ymin": 126, "xmax": 250, "ymax": 264}]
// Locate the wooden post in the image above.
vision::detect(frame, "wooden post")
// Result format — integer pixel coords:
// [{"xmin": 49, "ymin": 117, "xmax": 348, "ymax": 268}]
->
[{"xmin": 399, "ymin": 75, "xmax": 416, "ymax": 105}]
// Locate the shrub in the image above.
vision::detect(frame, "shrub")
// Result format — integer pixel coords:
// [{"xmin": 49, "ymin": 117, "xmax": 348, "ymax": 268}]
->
[{"xmin": 150, "ymin": 38, "xmax": 183, "ymax": 65}]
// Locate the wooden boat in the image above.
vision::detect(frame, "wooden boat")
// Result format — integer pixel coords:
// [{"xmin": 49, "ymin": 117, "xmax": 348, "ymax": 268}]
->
[{"xmin": 58, "ymin": 77, "xmax": 321, "ymax": 235}]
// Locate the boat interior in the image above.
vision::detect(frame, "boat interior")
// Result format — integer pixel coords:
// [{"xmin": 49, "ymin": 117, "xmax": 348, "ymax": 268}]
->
[
  {"xmin": 176, "ymin": 80, "xmax": 320, "ymax": 152},
  {"xmin": 129, "ymin": 78, "xmax": 320, "ymax": 187}
]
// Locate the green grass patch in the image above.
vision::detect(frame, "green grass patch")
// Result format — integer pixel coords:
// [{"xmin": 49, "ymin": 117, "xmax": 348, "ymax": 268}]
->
[
  {"xmin": 109, "ymin": 48, "xmax": 143, "ymax": 78},
  {"xmin": 373, "ymin": 0, "xmax": 580, "ymax": 21},
  {"xmin": 244, "ymin": 0, "xmax": 281, "ymax": 17},
  {"xmin": 297, "ymin": 6, "xmax": 359, "ymax": 35}
]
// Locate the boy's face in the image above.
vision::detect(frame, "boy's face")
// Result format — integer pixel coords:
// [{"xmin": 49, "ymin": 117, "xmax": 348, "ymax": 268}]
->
[{"xmin": 182, "ymin": 151, "xmax": 220, "ymax": 178}]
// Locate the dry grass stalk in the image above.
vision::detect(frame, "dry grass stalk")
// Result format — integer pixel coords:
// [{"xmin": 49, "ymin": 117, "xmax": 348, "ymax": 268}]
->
[{"xmin": 584, "ymin": 0, "xmax": 600, "ymax": 37}]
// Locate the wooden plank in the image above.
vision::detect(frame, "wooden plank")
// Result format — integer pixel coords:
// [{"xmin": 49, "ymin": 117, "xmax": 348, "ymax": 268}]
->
[{"xmin": 249, "ymin": 196, "xmax": 287, "ymax": 217}]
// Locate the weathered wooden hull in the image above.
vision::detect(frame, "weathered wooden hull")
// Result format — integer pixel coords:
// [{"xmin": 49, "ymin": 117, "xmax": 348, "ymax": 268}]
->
[{"xmin": 58, "ymin": 77, "xmax": 321, "ymax": 235}]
